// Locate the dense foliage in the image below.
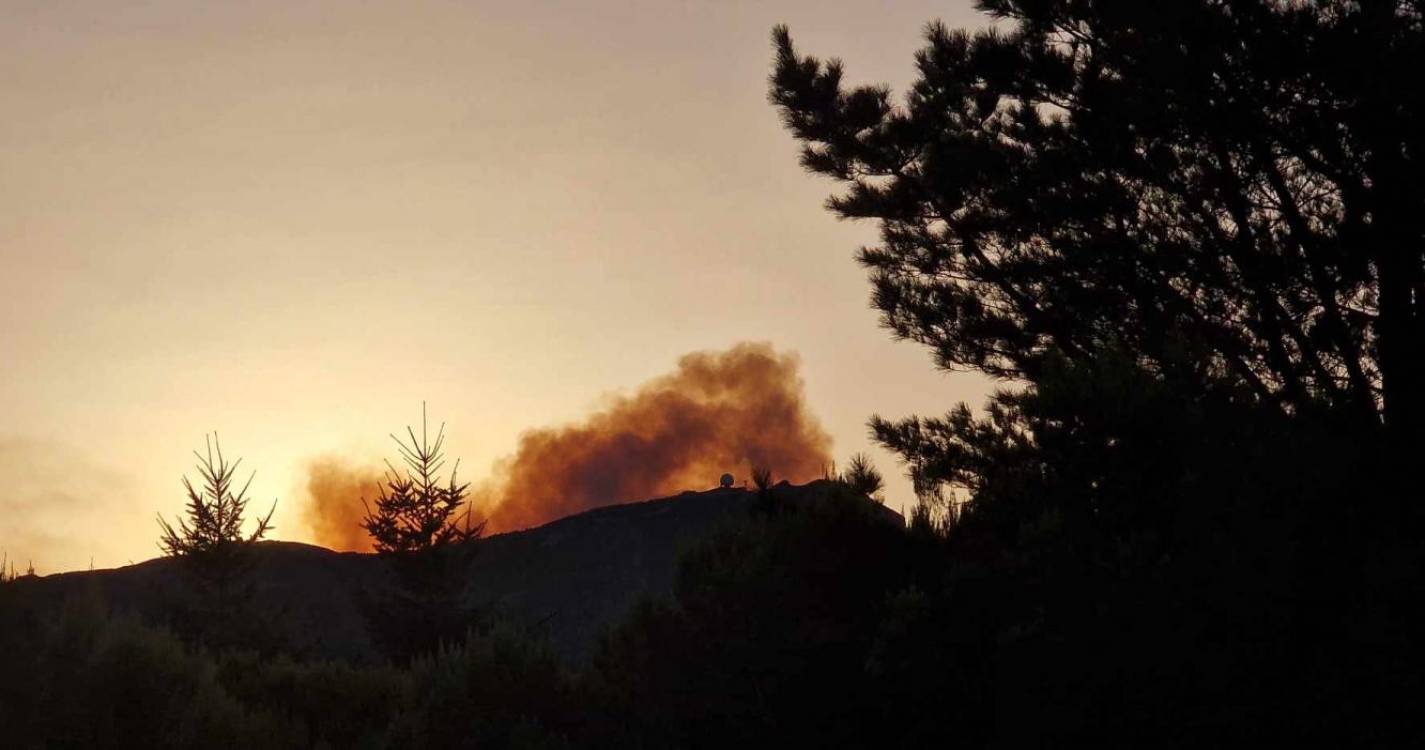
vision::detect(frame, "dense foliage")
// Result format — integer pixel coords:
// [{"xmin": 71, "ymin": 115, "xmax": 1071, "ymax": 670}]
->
[
  {"xmin": 0, "ymin": 587, "xmax": 575, "ymax": 749},
  {"xmin": 5, "ymin": 465, "xmax": 1417, "ymax": 745},
  {"xmin": 771, "ymin": 0, "xmax": 1424, "ymax": 440},
  {"xmin": 765, "ymin": 0, "xmax": 1425, "ymax": 742}
]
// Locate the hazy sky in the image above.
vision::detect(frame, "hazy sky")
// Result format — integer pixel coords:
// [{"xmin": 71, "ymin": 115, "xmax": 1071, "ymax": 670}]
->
[{"xmin": 1, "ymin": 0, "xmax": 992, "ymax": 573}]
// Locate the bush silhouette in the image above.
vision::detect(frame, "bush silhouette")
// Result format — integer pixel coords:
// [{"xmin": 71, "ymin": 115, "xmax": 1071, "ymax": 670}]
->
[
  {"xmin": 0, "ymin": 594, "xmax": 287, "ymax": 749},
  {"xmin": 595, "ymin": 486, "xmax": 948, "ymax": 748},
  {"xmin": 385, "ymin": 624, "xmax": 581, "ymax": 749},
  {"xmin": 0, "ymin": 591, "xmax": 583, "ymax": 749},
  {"xmin": 838, "ymin": 452, "xmax": 884, "ymax": 502}
]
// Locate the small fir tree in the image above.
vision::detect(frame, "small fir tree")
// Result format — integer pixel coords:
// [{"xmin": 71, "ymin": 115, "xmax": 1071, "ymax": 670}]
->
[
  {"xmin": 360, "ymin": 405, "xmax": 486, "ymax": 660},
  {"xmin": 157, "ymin": 435, "xmax": 275, "ymax": 558},
  {"xmin": 361, "ymin": 404, "xmax": 484, "ymax": 554},
  {"xmin": 155, "ymin": 434, "xmax": 277, "ymax": 647}
]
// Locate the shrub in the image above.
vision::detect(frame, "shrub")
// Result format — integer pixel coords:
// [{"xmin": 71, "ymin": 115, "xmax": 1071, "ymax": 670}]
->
[
  {"xmin": 382, "ymin": 624, "xmax": 580, "ymax": 749},
  {"xmin": 1, "ymin": 595, "xmax": 290, "ymax": 749}
]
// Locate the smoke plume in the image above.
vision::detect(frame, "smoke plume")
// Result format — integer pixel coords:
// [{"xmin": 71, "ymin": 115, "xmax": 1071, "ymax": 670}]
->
[
  {"xmin": 301, "ymin": 457, "xmax": 383, "ymax": 553},
  {"xmin": 479, "ymin": 342, "xmax": 833, "ymax": 533},
  {"xmin": 300, "ymin": 342, "xmax": 833, "ymax": 549}
]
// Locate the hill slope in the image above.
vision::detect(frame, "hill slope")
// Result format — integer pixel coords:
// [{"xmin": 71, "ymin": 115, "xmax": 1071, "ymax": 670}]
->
[{"xmin": 12, "ymin": 480, "xmax": 899, "ymax": 661}]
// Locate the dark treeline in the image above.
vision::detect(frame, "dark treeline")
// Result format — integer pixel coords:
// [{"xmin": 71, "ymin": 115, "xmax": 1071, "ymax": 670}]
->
[
  {"xmin": 5, "ymin": 0, "xmax": 1425, "ymax": 746},
  {"xmin": 767, "ymin": 0, "xmax": 1424, "ymax": 741},
  {"xmin": 0, "ymin": 484, "xmax": 927, "ymax": 749}
]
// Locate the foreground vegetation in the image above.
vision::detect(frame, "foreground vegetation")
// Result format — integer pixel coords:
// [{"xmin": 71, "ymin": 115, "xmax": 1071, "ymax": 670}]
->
[
  {"xmin": 5, "ymin": 447, "xmax": 1407, "ymax": 747},
  {"xmin": 0, "ymin": 488, "xmax": 929, "ymax": 749}
]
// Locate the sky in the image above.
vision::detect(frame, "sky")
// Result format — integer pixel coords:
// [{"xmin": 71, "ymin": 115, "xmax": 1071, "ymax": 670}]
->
[{"xmin": 1, "ymin": 0, "xmax": 993, "ymax": 574}]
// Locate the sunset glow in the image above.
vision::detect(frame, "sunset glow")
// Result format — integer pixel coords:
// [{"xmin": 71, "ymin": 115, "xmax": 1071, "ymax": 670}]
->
[{"xmin": 1, "ymin": 1, "xmax": 991, "ymax": 573}]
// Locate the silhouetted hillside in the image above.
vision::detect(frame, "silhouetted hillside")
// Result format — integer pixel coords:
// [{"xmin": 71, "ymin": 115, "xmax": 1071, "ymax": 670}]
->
[{"xmin": 10, "ymin": 480, "xmax": 898, "ymax": 661}]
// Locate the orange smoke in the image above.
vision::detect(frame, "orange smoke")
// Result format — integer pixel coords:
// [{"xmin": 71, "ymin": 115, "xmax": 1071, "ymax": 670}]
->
[
  {"xmin": 299, "ymin": 342, "xmax": 833, "ymax": 549},
  {"xmin": 301, "ymin": 457, "xmax": 383, "ymax": 552},
  {"xmin": 479, "ymin": 342, "xmax": 833, "ymax": 533}
]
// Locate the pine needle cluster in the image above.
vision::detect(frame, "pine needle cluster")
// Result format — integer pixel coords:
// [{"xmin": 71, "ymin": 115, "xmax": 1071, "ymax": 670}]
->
[{"xmin": 839, "ymin": 453, "xmax": 885, "ymax": 503}]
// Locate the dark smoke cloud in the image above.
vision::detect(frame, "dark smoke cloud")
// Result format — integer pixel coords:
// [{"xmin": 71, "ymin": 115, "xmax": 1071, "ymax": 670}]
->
[
  {"xmin": 300, "ymin": 342, "xmax": 833, "ymax": 549},
  {"xmin": 478, "ymin": 342, "xmax": 833, "ymax": 533}
]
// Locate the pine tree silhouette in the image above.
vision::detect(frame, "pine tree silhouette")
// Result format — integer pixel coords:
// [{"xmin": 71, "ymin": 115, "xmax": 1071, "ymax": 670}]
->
[
  {"xmin": 156, "ymin": 434, "xmax": 277, "ymax": 648},
  {"xmin": 361, "ymin": 404, "xmax": 483, "ymax": 554},
  {"xmin": 359, "ymin": 405, "xmax": 486, "ymax": 660},
  {"xmin": 158, "ymin": 435, "xmax": 275, "ymax": 558}
]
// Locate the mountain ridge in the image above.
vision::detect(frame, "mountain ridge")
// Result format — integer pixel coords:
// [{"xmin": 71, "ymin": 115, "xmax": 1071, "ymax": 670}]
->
[{"xmin": 10, "ymin": 480, "xmax": 899, "ymax": 661}]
